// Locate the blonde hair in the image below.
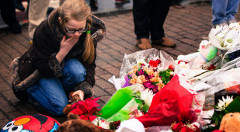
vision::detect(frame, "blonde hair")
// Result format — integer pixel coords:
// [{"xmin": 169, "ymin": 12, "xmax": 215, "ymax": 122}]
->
[{"xmin": 59, "ymin": 0, "xmax": 94, "ymax": 64}]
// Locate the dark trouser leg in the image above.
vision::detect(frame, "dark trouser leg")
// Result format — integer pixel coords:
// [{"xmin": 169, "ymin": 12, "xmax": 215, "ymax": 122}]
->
[
  {"xmin": 133, "ymin": 0, "xmax": 151, "ymax": 40},
  {"xmin": 150, "ymin": 0, "xmax": 173, "ymax": 40},
  {"xmin": 0, "ymin": 0, "xmax": 21, "ymax": 33},
  {"xmin": 90, "ymin": 0, "xmax": 98, "ymax": 11}
]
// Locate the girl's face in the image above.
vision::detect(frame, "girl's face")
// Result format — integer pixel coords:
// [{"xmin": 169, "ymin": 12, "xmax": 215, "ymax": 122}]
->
[{"xmin": 64, "ymin": 19, "xmax": 87, "ymax": 39}]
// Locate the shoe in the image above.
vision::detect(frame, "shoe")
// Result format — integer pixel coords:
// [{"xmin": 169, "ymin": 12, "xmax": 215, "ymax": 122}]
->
[
  {"xmin": 227, "ymin": 19, "xmax": 237, "ymax": 25},
  {"xmin": 9, "ymin": 23, "xmax": 22, "ymax": 34},
  {"xmin": 136, "ymin": 38, "xmax": 152, "ymax": 50},
  {"xmin": 152, "ymin": 37, "xmax": 176, "ymax": 47},
  {"xmin": 29, "ymin": 38, "xmax": 33, "ymax": 45},
  {"xmin": 212, "ymin": 22, "xmax": 228, "ymax": 28}
]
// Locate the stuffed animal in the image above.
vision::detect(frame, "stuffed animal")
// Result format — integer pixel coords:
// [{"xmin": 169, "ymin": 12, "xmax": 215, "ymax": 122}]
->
[
  {"xmin": 219, "ymin": 112, "xmax": 240, "ymax": 132},
  {"xmin": 1, "ymin": 114, "xmax": 60, "ymax": 132},
  {"xmin": 56, "ymin": 113, "xmax": 114, "ymax": 132}
]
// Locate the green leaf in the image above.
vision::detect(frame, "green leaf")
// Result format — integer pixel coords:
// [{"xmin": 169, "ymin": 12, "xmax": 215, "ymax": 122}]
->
[{"xmin": 159, "ymin": 69, "xmax": 172, "ymax": 84}]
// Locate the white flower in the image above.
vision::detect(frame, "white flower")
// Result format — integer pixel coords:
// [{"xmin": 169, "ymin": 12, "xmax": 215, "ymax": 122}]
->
[
  {"xmin": 92, "ymin": 117, "xmax": 110, "ymax": 129},
  {"xmin": 137, "ymin": 58, "xmax": 148, "ymax": 66},
  {"xmin": 216, "ymin": 96, "xmax": 233, "ymax": 111},
  {"xmin": 131, "ymin": 84, "xmax": 145, "ymax": 93},
  {"xmin": 140, "ymin": 89, "xmax": 154, "ymax": 106}
]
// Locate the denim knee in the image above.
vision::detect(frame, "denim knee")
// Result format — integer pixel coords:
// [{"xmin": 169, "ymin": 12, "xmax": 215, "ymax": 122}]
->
[
  {"xmin": 62, "ymin": 59, "xmax": 86, "ymax": 87},
  {"xmin": 27, "ymin": 78, "xmax": 68, "ymax": 117}
]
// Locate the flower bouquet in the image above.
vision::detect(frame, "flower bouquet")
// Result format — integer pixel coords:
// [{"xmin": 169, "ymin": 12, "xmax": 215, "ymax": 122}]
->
[
  {"xmin": 209, "ymin": 22, "xmax": 240, "ymax": 50},
  {"xmin": 109, "ymin": 48, "xmax": 175, "ymax": 92}
]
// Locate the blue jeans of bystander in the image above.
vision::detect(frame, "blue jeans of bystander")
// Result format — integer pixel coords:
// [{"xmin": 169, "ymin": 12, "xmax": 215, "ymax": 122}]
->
[
  {"xmin": 212, "ymin": 0, "xmax": 240, "ymax": 25},
  {"xmin": 27, "ymin": 59, "xmax": 86, "ymax": 116}
]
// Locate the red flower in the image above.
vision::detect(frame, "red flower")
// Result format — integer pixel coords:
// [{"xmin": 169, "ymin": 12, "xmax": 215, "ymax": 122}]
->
[
  {"xmin": 212, "ymin": 130, "xmax": 223, "ymax": 132},
  {"xmin": 207, "ymin": 64, "xmax": 216, "ymax": 70},
  {"xmin": 172, "ymin": 122, "xmax": 184, "ymax": 132},
  {"xmin": 70, "ymin": 97, "xmax": 100, "ymax": 121},
  {"xmin": 179, "ymin": 126, "xmax": 194, "ymax": 132},
  {"xmin": 168, "ymin": 65, "xmax": 175, "ymax": 71},
  {"xmin": 149, "ymin": 59, "xmax": 161, "ymax": 67},
  {"xmin": 79, "ymin": 115, "xmax": 97, "ymax": 122}
]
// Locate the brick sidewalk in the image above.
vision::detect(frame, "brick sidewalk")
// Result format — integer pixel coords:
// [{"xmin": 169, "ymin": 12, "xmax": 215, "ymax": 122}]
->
[{"xmin": 0, "ymin": 4, "xmax": 238, "ymax": 127}]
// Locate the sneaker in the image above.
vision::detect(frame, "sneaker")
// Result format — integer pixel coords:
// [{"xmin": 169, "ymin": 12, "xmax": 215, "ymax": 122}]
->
[
  {"xmin": 152, "ymin": 37, "xmax": 176, "ymax": 47},
  {"xmin": 227, "ymin": 19, "xmax": 237, "ymax": 25},
  {"xmin": 136, "ymin": 38, "xmax": 152, "ymax": 50},
  {"xmin": 212, "ymin": 22, "xmax": 228, "ymax": 28}
]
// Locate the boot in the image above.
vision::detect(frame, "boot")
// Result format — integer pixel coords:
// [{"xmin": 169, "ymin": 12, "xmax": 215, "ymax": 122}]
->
[
  {"xmin": 136, "ymin": 38, "xmax": 152, "ymax": 50},
  {"xmin": 152, "ymin": 37, "xmax": 176, "ymax": 47}
]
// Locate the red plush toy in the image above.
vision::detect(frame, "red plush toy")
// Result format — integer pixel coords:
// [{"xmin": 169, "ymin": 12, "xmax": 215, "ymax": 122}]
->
[{"xmin": 1, "ymin": 114, "xmax": 60, "ymax": 132}]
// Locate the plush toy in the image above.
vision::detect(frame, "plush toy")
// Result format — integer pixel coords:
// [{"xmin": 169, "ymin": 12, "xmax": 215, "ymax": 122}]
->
[
  {"xmin": 219, "ymin": 112, "xmax": 240, "ymax": 132},
  {"xmin": 1, "ymin": 114, "xmax": 60, "ymax": 132},
  {"xmin": 56, "ymin": 113, "xmax": 114, "ymax": 132},
  {"xmin": 178, "ymin": 40, "xmax": 218, "ymax": 64}
]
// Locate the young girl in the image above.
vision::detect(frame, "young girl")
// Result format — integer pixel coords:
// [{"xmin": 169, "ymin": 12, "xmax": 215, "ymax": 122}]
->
[{"xmin": 10, "ymin": 0, "xmax": 106, "ymax": 116}]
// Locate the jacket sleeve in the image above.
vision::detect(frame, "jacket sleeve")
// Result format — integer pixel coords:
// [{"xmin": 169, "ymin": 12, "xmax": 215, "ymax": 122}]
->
[{"xmin": 32, "ymin": 20, "xmax": 63, "ymax": 78}]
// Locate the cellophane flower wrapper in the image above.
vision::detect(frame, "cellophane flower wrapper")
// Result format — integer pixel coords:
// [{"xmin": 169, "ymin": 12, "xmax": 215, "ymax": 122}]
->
[
  {"xmin": 98, "ymin": 85, "xmax": 146, "ymax": 122},
  {"xmin": 136, "ymin": 75, "xmax": 197, "ymax": 128},
  {"xmin": 209, "ymin": 22, "xmax": 240, "ymax": 50},
  {"xmin": 199, "ymin": 57, "xmax": 240, "ymax": 96},
  {"xmin": 108, "ymin": 48, "xmax": 176, "ymax": 90},
  {"xmin": 98, "ymin": 86, "xmax": 134, "ymax": 120}
]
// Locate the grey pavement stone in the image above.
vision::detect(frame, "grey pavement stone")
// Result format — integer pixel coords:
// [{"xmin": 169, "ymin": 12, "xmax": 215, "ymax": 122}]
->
[{"xmin": 1, "ymin": 2, "xmax": 240, "ymax": 128}]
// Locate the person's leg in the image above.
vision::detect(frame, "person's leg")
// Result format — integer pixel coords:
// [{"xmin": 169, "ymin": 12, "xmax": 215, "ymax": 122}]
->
[
  {"xmin": 61, "ymin": 59, "xmax": 86, "ymax": 93},
  {"xmin": 27, "ymin": 78, "xmax": 68, "ymax": 116},
  {"xmin": 28, "ymin": 0, "xmax": 50, "ymax": 40},
  {"xmin": 150, "ymin": 0, "xmax": 175, "ymax": 47},
  {"xmin": 90, "ymin": 0, "xmax": 98, "ymax": 11},
  {"xmin": 133, "ymin": 0, "xmax": 152, "ymax": 50},
  {"xmin": 212, "ymin": 0, "xmax": 228, "ymax": 25},
  {"xmin": 226, "ymin": 0, "xmax": 240, "ymax": 23},
  {"xmin": 0, "ymin": 0, "xmax": 21, "ymax": 34},
  {"xmin": 150, "ymin": 0, "xmax": 172, "ymax": 40}
]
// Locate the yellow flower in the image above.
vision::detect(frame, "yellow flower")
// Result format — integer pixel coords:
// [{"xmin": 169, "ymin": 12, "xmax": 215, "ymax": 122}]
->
[
  {"xmin": 150, "ymin": 77, "xmax": 161, "ymax": 83},
  {"xmin": 146, "ymin": 68, "xmax": 154, "ymax": 76},
  {"xmin": 138, "ymin": 75, "xmax": 146, "ymax": 83}
]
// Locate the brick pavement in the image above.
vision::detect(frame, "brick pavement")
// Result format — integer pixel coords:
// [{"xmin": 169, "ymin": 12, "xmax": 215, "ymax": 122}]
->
[{"xmin": 1, "ymin": 3, "xmax": 239, "ymax": 127}]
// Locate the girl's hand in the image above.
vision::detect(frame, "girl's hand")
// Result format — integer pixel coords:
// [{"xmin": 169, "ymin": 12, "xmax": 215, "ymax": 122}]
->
[
  {"xmin": 72, "ymin": 90, "xmax": 84, "ymax": 101},
  {"xmin": 56, "ymin": 36, "xmax": 79, "ymax": 63},
  {"xmin": 60, "ymin": 36, "xmax": 79, "ymax": 53}
]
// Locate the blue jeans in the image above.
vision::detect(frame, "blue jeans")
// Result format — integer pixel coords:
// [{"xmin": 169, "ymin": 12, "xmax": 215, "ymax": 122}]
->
[
  {"xmin": 27, "ymin": 59, "xmax": 86, "ymax": 116},
  {"xmin": 212, "ymin": 0, "xmax": 240, "ymax": 25}
]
